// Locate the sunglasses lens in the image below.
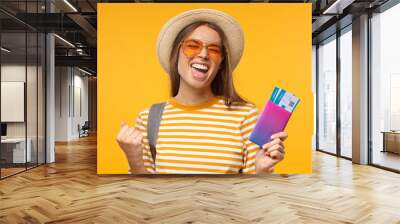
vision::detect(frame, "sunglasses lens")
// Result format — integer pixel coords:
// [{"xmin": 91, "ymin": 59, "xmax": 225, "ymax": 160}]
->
[
  {"xmin": 182, "ymin": 40, "xmax": 202, "ymax": 57},
  {"xmin": 207, "ymin": 45, "xmax": 222, "ymax": 61}
]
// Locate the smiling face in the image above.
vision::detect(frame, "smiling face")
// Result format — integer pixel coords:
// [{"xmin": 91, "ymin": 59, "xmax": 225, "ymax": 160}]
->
[{"xmin": 177, "ymin": 25, "xmax": 224, "ymax": 91}]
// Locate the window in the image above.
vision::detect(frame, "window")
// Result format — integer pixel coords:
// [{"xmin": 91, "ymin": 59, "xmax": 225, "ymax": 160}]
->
[
  {"xmin": 317, "ymin": 36, "xmax": 337, "ymax": 154},
  {"xmin": 371, "ymin": 2, "xmax": 400, "ymax": 171},
  {"xmin": 339, "ymin": 28, "xmax": 352, "ymax": 158}
]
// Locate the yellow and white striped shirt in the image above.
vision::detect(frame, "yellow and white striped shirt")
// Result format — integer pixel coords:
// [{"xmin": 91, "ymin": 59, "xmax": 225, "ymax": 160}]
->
[{"xmin": 135, "ymin": 96, "xmax": 259, "ymax": 174}]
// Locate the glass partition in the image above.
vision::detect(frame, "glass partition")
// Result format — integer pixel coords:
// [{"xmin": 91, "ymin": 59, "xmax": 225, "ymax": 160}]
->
[
  {"xmin": 339, "ymin": 27, "xmax": 352, "ymax": 158},
  {"xmin": 38, "ymin": 32, "xmax": 45, "ymax": 165},
  {"xmin": 27, "ymin": 30, "xmax": 38, "ymax": 169},
  {"xmin": 1, "ymin": 30, "xmax": 28, "ymax": 177},
  {"xmin": 371, "ymin": 3, "xmax": 400, "ymax": 171},
  {"xmin": 317, "ymin": 35, "xmax": 337, "ymax": 154},
  {"xmin": 0, "ymin": 1, "xmax": 46, "ymax": 179}
]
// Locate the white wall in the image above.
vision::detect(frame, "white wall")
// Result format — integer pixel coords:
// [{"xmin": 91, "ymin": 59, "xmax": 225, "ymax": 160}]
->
[
  {"xmin": 55, "ymin": 67, "xmax": 70, "ymax": 141},
  {"xmin": 1, "ymin": 65, "xmax": 25, "ymax": 131},
  {"xmin": 72, "ymin": 73, "xmax": 89, "ymax": 138},
  {"xmin": 1, "ymin": 65, "xmax": 38, "ymax": 137},
  {"xmin": 1, "ymin": 65, "xmax": 27, "ymax": 142},
  {"xmin": 54, "ymin": 67, "xmax": 89, "ymax": 141}
]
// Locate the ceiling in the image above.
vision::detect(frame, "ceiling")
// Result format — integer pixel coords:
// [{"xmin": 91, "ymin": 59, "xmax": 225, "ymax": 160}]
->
[{"xmin": 1, "ymin": 0, "xmax": 97, "ymax": 74}]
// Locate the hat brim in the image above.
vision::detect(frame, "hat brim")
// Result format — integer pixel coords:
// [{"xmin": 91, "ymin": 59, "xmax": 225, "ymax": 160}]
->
[{"xmin": 156, "ymin": 8, "xmax": 244, "ymax": 74}]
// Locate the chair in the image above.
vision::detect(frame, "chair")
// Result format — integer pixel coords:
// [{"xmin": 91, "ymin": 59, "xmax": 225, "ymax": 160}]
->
[{"xmin": 79, "ymin": 121, "xmax": 90, "ymax": 138}]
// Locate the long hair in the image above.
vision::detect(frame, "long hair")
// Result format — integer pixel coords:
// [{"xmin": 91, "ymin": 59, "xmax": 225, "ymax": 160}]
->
[{"xmin": 168, "ymin": 21, "xmax": 247, "ymax": 107}]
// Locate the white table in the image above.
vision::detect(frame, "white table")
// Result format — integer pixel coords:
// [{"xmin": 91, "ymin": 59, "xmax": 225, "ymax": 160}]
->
[{"xmin": 1, "ymin": 138, "xmax": 31, "ymax": 163}]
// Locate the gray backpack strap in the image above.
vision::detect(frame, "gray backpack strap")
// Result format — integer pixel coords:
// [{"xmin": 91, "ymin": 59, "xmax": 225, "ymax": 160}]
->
[{"xmin": 147, "ymin": 102, "xmax": 166, "ymax": 162}]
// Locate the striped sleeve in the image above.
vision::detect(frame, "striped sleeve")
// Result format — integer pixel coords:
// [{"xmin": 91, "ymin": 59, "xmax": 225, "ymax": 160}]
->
[
  {"xmin": 134, "ymin": 110, "xmax": 156, "ymax": 173},
  {"xmin": 240, "ymin": 105, "xmax": 259, "ymax": 174}
]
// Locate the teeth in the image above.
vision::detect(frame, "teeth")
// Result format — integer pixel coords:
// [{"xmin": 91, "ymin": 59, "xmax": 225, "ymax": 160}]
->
[{"xmin": 191, "ymin": 63, "xmax": 209, "ymax": 71}]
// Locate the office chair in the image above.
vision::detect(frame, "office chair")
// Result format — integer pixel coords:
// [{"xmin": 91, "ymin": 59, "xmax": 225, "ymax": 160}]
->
[{"xmin": 79, "ymin": 121, "xmax": 90, "ymax": 138}]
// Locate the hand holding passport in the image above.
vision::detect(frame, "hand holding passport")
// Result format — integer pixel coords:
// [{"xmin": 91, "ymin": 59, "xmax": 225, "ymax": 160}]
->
[{"xmin": 249, "ymin": 87, "xmax": 300, "ymax": 147}]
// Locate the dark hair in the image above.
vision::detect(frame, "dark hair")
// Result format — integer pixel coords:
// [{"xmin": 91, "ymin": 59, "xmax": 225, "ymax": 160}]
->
[{"xmin": 169, "ymin": 21, "xmax": 247, "ymax": 107}]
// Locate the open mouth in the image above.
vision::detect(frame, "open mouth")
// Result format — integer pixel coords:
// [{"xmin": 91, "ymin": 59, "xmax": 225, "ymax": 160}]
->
[
  {"xmin": 192, "ymin": 63, "xmax": 209, "ymax": 73},
  {"xmin": 191, "ymin": 63, "xmax": 209, "ymax": 73},
  {"xmin": 190, "ymin": 62, "xmax": 210, "ymax": 81}
]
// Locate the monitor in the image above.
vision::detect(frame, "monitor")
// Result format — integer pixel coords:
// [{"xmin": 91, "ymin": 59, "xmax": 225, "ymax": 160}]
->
[{"xmin": 1, "ymin": 123, "xmax": 7, "ymax": 137}]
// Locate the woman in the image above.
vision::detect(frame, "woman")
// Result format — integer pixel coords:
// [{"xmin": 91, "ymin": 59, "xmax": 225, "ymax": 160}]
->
[{"xmin": 116, "ymin": 9, "xmax": 287, "ymax": 174}]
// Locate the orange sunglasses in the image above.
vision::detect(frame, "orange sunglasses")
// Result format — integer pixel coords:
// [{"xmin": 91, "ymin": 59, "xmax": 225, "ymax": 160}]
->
[{"xmin": 180, "ymin": 39, "xmax": 224, "ymax": 62}]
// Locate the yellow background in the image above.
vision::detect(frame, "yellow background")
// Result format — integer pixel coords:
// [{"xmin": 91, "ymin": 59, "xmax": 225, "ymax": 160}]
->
[{"xmin": 98, "ymin": 3, "xmax": 312, "ymax": 174}]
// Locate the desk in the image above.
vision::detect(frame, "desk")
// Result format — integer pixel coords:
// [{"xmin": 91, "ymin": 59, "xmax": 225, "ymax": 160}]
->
[
  {"xmin": 381, "ymin": 131, "xmax": 400, "ymax": 154},
  {"xmin": 1, "ymin": 138, "xmax": 31, "ymax": 163}
]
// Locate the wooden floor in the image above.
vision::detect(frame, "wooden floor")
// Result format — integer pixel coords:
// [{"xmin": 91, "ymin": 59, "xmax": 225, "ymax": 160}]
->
[
  {"xmin": 1, "ymin": 163, "xmax": 45, "ymax": 178},
  {"xmin": 0, "ymin": 135, "xmax": 400, "ymax": 223},
  {"xmin": 372, "ymin": 150, "xmax": 400, "ymax": 171},
  {"xmin": 0, "ymin": 167, "xmax": 26, "ymax": 178}
]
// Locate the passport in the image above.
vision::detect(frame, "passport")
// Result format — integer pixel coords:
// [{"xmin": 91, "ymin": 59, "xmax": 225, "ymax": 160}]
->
[{"xmin": 249, "ymin": 86, "xmax": 300, "ymax": 147}]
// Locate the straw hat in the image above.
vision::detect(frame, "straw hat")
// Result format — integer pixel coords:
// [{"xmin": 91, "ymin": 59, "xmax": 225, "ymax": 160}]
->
[{"xmin": 156, "ymin": 8, "xmax": 244, "ymax": 74}]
